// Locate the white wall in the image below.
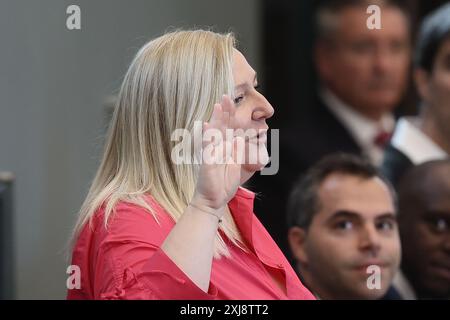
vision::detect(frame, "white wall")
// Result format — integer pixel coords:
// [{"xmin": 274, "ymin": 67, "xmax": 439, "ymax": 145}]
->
[{"xmin": 0, "ymin": 0, "xmax": 261, "ymax": 299}]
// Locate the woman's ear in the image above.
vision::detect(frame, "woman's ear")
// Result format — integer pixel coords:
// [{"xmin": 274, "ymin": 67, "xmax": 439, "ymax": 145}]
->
[
  {"xmin": 288, "ymin": 226, "xmax": 309, "ymax": 265},
  {"xmin": 414, "ymin": 68, "xmax": 431, "ymax": 103}
]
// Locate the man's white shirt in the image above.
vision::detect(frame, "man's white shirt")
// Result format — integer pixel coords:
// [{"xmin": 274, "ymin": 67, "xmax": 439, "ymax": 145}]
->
[{"xmin": 391, "ymin": 116, "xmax": 448, "ymax": 165}]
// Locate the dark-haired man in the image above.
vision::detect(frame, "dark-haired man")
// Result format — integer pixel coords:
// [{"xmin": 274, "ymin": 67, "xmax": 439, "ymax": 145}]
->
[{"xmin": 287, "ymin": 154, "xmax": 401, "ymax": 299}]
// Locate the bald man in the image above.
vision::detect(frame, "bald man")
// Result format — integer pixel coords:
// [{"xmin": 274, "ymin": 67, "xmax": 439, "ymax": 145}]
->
[{"xmin": 394, "ymin": 159, "xmax": 450, "ymax": 299}]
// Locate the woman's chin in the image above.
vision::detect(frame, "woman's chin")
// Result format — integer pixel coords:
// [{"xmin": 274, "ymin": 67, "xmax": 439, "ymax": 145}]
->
[
  {"xmin": 239, "ymin": 144, "xmax": 269, "ymax": 181},
  {"xmin": 240, "ymin": 150, "xmax": 270, "ymax": 183},
  {"xmin": 242, "ymin": 152, "xmax": 270, "ymax": 172},
  {"xmin": 242, "ymin": 163, "xmax": 263, "ymax": 173}
]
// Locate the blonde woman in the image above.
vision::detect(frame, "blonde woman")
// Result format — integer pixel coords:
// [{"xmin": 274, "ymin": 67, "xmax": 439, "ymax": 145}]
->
[{"xmin": 67, "ymin": 30, "xmax": 314, "ymax": 300}]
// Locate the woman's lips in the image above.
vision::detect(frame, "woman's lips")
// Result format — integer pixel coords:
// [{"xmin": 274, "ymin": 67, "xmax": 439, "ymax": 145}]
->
[{"xmin": 246, "ymin": 132, "xmax": 267, "ymax": 144}]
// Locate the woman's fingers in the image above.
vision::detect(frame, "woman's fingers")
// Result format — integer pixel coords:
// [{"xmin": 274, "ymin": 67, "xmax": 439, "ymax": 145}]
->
[
  {"xmin": 231, "ymin": 135, "xmax": 245, "ymax": 165},
  {"xmin": 220, "ymin": 95, "xmax": 233, "ymax": 113},
  {"xmin": 221, "ymin": 95, "xmax": 236, "ymax": 124},
  {"xmin": 209, "ymin": 95, "xmax": 236, "ymax": 129},
  {"xmin": 202, "ymin": 94, "xmax": 241, "ymax": 165},
  {"xmin": 209, "ymin": 103, "xmax": 222, "ymax": 127}
]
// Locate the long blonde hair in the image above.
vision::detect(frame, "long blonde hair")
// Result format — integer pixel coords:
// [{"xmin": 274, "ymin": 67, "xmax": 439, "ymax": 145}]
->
[{"xmin": 71, "ymin": 30, "xmax": 247, "ymax": 258}]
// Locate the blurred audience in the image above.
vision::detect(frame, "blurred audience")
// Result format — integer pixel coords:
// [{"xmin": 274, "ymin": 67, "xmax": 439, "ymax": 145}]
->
[
  {"xmin": 287, "ymin": 154, "xmax": 401, "ymax": 299},
  {"xmin": 250, "ymin": 0, "xmax": 410, "ymax": 259},
  {"xmin": 382, "ymin": 3, "xmax": 450, "ymax": 187},
  {"xmin": 393, "ymin": 159, "xmax": 450, "ymax": 299}
]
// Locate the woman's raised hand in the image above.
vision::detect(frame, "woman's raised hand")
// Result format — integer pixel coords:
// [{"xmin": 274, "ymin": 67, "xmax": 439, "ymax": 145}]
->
[{"xmin": 191, "ymin": 95, "xmax": 244, "ymax": 215}]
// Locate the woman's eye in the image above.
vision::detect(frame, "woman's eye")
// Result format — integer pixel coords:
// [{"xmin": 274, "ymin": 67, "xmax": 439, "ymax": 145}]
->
[{"xmin": 234, "ymin": 95, "xmax": 244, "ymax": 105}]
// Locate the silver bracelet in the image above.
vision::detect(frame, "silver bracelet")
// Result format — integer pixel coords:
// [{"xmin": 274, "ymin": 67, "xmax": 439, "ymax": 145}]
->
[{"xmin": 189, "ymin": 202, "xmax": 223, "ymax": 223}]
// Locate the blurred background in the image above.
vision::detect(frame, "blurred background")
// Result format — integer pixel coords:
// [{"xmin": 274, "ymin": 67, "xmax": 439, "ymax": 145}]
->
[{"xmin": 0, "ymin": 0, "xmax": 447, "ymax": 299}]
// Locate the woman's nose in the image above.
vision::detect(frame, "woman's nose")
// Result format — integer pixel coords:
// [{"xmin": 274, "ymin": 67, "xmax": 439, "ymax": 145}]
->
[{"xmin": 253, "ymin": 93, "xmax": 275, "ymax": 121}]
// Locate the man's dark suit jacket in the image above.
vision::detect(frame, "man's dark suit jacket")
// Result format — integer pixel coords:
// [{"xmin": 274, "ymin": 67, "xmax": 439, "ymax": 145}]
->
[
  {"xmin": 248, "ymin": 94, "xmax": 364, "ymax": 260},
  {"xmin": 380, "ymin": 143, "xmax": 414, "ymax": 187}
]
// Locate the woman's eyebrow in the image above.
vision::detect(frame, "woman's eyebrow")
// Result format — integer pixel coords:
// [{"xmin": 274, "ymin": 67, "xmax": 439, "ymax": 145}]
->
[{"xmin": 234, "ymin": 72, "xmax": 258, "ymax": 91}]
